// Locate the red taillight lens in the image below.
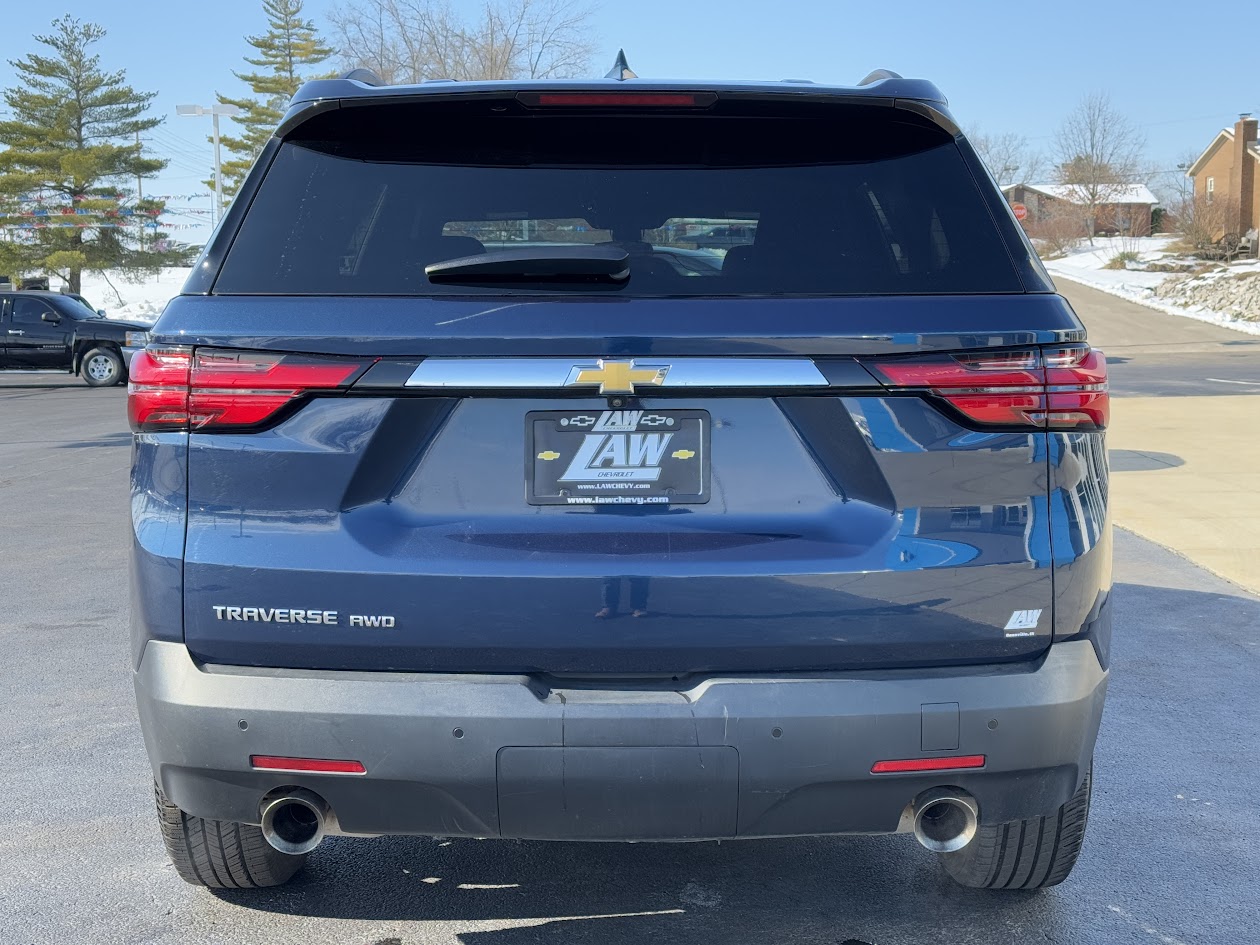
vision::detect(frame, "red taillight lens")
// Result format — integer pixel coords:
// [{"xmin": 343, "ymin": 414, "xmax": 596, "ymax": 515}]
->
[
  {"xmin": 128, "ymin": 347, "xmax": 192, "ymax": 431},
  {"xmin": 250, "ymin": 755, "xmax": 366, "ymax": 774},
  {"xmin": 871, "ymin": 755, "xmax": 986, "ymax": 774},
  {"xmin": 1043, "ymin": 346, "xmax": 1109, "ymax": 429},
  {"xmin": 127, "ymin": 348, "xmax": 366, "ymax": 432},
  {"xmin": 872, "ymin": 349, "xmax": 1043, "ymax": 390},
  {"xmin": 863, "ymin": 346, "xmax": 1108, "ymax": 430},
  {"xmin": 188, "ymin": 350, "xmax": 361, "ymax": 430}
]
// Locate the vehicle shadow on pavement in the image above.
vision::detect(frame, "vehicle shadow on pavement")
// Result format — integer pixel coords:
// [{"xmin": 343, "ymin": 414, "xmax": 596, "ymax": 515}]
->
[
  {"xmin": 55, "ymin": 431, "xmax": 132, "ymax": 448},
  {"xmin": 0, "ymin": 382, "xmax": 85, "ymax": 393},
  {"xmin": 211, "ymin": 832, "xmax": 1049, "ymax": 941}
]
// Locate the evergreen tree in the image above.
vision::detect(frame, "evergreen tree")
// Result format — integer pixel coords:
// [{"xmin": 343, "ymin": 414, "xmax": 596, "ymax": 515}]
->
[
  {"xmin": 216, "ymin": 0, "xmax": 333, "ymax": 198},
  {"xmin": 0, "ymin": 17, "xmax": 184, "ymax": 292}
]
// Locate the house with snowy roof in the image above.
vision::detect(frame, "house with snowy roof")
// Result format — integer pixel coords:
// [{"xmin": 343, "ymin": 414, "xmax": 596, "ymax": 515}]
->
[{"xmin": 1000, "ymin": 181, "xmax": 1159, "ymax": 236}]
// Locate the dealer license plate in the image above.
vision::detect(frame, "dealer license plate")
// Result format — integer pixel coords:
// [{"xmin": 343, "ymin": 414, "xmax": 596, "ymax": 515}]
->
[{"xmin": 526, "ymin": 409, "xmax": 710, "ymax": 506}]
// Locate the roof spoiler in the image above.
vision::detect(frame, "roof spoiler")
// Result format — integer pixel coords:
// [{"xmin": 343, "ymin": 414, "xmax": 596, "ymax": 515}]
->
[{"xmin": 277, "ymin": 69, "xmax": 957, "ymax": 137}]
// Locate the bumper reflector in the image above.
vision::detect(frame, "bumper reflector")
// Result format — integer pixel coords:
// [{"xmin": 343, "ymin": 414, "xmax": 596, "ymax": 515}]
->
[
  {"xmin": 250, "ymin": 755, "xmax": 366, "ymax": 774},
  {"xmin": 871, "ymin": 755, "xmax": 986, "ymax": 774}
]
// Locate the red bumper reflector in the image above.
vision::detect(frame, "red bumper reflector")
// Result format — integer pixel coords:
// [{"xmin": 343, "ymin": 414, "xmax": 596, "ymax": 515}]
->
[
  {"xmin": 250, "ymin": 755, "xmax": 366, "ymax": 774},
  {"xmin": 871, "ymin": 755, "xmax": 986, "ymax": 774}
]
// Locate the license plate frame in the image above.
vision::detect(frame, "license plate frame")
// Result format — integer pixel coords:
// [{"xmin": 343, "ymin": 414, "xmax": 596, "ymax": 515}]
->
[{"xmin": 526, "ymin": 408, "xmax": 710, "ymax": 506}]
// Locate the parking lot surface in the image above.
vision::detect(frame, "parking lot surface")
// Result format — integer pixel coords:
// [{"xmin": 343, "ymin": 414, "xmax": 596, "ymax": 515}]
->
[{"xmin": 2, "ymin": 369, "xmax": 1258, "ymax": 945}]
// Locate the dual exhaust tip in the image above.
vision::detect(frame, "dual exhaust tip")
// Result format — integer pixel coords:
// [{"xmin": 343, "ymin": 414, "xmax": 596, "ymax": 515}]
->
[
  {"xmin": 260, "ymin": 788, "xmax": 329, "ymax": 855},
  {"xmin": 260, "ymin": 785, "xmax": 978, "ymax": 856},
  {"xmin": 911, "ymin": 788, "xmax": 978, "ymax": 853}
]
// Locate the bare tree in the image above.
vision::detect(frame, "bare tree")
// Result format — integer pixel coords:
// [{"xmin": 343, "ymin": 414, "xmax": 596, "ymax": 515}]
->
[
  {"xmin": 1145, "ymin": 149, "xmax": 1198, "ymax": 212},
  {"xmin": 329, "ymin": 0, "xmax": 597, "ymax": 84},
  {"xmin": 968, "ymin": 127, "xmax": 1043, "ymax": 187},
  {"xmin": 1176, "ymin": 193, "xmax": 1242, "ymax": 258},
  {"xmin": 1025, "ymin": 200, "xmax": 1085, "ymax": 258},
  {"xmin": 1053, "ymin": 92, "xmax": 1146, "ymax": 242}
]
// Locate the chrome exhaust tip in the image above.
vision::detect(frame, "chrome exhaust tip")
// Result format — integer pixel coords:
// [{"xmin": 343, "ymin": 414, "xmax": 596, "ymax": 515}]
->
[
  {"xmin": 912, "ymin": 788, "xmax": 978, "ymax": 853},
  {"xmin": 259, "ymin": 789, "xmax": 328, "ymax": 855}
]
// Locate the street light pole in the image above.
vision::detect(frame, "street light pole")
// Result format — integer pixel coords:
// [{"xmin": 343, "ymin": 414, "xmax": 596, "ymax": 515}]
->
[
  {"xmin": 176, "ymin": 103, "xmax": 242, "ymax": 227},
  {"xmin": 212, "ymin": 110, "xmax": 223, "ymax": 223}
]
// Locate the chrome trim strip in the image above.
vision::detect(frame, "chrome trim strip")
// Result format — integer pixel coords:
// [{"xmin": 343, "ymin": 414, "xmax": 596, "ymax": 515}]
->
[
  {"xmin": 404, "ymin": 358, "xmax": 829, "ymax": 389},
  {"xmin": 406, "ymin": 359, "xmax": 575, "ymax": 388}
]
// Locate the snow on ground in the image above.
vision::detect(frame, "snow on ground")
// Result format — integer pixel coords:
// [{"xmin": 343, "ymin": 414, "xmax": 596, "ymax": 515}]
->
[
  {"xmin": 75, "ymin": 268, "xmax": 192, "ymax": 324},
  {"xmin": 1042, "ymin": 236, "xmax": 1260, "ymax": 336}
]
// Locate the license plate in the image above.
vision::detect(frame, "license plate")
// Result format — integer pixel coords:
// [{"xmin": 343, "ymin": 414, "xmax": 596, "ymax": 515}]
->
[{"xmin": 526, "ymin": 409, "xmax": 710, "ymax": 506}]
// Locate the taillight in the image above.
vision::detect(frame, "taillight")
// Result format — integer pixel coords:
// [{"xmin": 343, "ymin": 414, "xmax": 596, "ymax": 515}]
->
[
  {"xmin": 127, "ymin": 347, "xmax": 191, "ymax": 431},
  {"xmin": 863, "ymin": 346, "xmax": 1108, "ymax": 430},
  {"xmin": 1043, "ymin": 346, "xmax": 1109, "ymax": 429},
  {"xmin": 128, "ymin": 347, "xmax": 367, "ymax": 432}
]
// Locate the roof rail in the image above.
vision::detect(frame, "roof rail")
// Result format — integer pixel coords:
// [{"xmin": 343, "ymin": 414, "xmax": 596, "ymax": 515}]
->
[
  {"xmin": 341, "ymin": 68, "xmax": 383, "ymax": 86},
  {"xmin": 857, "ymin": 69, "xmax": 903, "ymax": 86}
]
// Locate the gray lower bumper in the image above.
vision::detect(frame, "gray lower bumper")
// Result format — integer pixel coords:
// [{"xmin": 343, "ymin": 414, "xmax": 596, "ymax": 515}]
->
[
  {"xmin": 121, "ymin": 345, "xmax": 142, "ymax": 368},
  {"xmin": 134, "ymin": 640, "xmax": 1107, "ymax": 841}
]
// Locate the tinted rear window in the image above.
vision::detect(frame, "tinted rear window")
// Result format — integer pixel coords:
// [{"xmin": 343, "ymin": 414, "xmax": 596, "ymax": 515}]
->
[{"xmin": 215, "ymin": 101, "xmax": 1023, "ymax": 296}]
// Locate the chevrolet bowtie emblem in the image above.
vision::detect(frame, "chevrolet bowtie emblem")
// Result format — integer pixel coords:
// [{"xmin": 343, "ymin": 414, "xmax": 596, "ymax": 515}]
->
[{"xmin": 567, "ymin": 359, "xmax": 670, "ymax": 395}]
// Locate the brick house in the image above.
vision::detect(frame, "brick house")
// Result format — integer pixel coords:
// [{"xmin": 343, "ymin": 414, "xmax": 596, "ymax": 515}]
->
[
  {"xmin": 1000, "ymin": 182, "xmax": 1158, "ymax": 236},
  {"xmin": 1185, "ymin": 114, "xmax": 1260, "ymax": 246}
]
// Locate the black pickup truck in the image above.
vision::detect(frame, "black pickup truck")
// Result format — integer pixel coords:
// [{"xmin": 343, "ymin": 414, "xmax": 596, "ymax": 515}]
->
[{"xmin": 0, "ymin": 290, "xmax": 150, "ymax": 387}]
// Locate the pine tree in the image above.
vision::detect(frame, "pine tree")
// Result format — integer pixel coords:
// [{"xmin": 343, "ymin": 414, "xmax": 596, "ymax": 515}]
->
[
  {"xmin": 216, "ymin": 0, "xmax": 333, "ymax": 198},
  {"xmin": 0, "ymin": 17, "xmax": 186, "ymax": 293}
]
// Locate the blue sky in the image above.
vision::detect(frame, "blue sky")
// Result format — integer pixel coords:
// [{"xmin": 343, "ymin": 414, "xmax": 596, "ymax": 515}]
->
[{"xmin": 3, "ymin": 0, "xmax": 1258, "ymax": 242}]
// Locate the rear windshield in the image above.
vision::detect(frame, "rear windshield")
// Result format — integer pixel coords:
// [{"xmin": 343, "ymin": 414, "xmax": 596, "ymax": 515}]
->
[{"xmin": 215, "ymin": 102, "xmax": 1023, "ymax": 297}]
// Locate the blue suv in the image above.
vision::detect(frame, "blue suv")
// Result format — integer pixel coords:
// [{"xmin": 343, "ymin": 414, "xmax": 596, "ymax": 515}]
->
[{"xmin": 129, "ymin": 68, "xmax": 1110, "ymax": 891}]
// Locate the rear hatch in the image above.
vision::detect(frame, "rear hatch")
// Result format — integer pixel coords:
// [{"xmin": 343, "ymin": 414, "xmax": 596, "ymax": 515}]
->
[{"xmin": 139, "ymin": 90, "xmax": 1096, "ymax": 674}]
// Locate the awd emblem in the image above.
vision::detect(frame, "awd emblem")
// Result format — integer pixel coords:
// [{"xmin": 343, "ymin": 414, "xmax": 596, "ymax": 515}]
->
[{"xmin": 566, "ymin": 359, "xmax": 670, "ymax": 394}]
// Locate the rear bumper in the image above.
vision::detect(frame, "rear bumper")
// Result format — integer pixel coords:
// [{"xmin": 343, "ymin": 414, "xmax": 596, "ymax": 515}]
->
[{"xmin": 134, "ymin": 640, "xmax": 1107, "ymax": 841}]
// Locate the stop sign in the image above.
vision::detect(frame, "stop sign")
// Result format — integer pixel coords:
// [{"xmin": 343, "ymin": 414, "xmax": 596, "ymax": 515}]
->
[{"xmin": 1012, "ymin": 203, "xmax": 1028, "ymax": 221}]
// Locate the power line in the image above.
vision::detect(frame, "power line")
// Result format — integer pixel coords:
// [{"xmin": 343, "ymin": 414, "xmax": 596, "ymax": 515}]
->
[
  {"xmin": 148, "ymin": 129, "xmax": 214, "ymax": 164},
  {"xmin": 149, "ymin": 127, "xmax": 210, "ymax": 157},
  {"xmin": 147, "ymin": 135, "xmax": 212, "ymax": 172}
]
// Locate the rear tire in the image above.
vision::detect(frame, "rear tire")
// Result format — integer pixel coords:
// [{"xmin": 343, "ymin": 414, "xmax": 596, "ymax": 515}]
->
[
  {"xmin": 941, "ymin": 764, "xmax": 1092, "ymax": 890},
  {"xmin": 154, "ymin": 784, "xmax": 306, "ymax": 888},
  {"xmin": 81, "ymin": 347, "xmax": 124, "ymax": 387}
]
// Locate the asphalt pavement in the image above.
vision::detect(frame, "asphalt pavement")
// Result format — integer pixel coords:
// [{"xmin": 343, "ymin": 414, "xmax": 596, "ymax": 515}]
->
[{"xmin": 3, "ymin": 318, "xmax": 1260, "ymax": 944}]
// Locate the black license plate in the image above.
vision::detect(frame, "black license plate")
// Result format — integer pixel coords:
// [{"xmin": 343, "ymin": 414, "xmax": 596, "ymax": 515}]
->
[{"xmin": 526, "ymin": 409, "xmax": 710, "ymax": 506}]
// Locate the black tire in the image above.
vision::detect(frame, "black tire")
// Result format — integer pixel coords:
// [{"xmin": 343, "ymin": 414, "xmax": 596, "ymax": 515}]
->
[
  {"xmin": 154, "ymin": 784, "xmax": 306, "ymax": 888},
  {"xmin": 81, "ymin": 346, "xmax": 124, "ymax": 387},
  {"xmin": 941, "ymin": 765, "xmax": 1092, "ymax": 890}
]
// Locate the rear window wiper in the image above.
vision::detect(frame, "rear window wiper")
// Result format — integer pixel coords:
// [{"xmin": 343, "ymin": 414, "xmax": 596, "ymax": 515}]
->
[{"xmin": 425, "ymin": 246, "xmax": 630, "ymax": 285}]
